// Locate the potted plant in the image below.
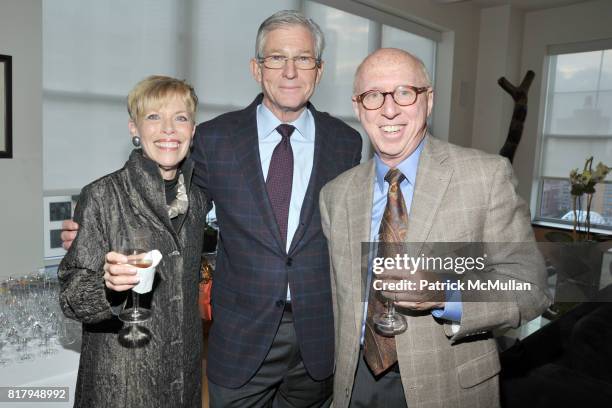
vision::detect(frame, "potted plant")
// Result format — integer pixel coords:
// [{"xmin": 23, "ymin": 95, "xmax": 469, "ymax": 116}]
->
[
  {"xmin": 569, "ymin": 157, "xmax": 610, "ymax": 241},
  {"xmin": 542, "ymin": 158, "xmax": 610, "ymax": 315}
]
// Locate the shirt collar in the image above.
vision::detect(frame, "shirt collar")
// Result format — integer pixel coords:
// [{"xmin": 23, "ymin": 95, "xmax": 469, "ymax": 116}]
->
[
  {"xmin": 374, "ymin": 136, "xmax": 425, "ymax": 193},
  {"xmin": 256, "ymin": 103, "xmax": 312, "ymax": 141}
]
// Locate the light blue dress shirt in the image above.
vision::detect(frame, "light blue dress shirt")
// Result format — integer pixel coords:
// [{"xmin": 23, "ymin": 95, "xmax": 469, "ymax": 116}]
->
[
  {"xmin": 257, "ymin": 103, "xmax": 315, "ymax": 301},
  {"xmin": 361, "ymin": 138, "xmax": 462, "ymax": 343}
]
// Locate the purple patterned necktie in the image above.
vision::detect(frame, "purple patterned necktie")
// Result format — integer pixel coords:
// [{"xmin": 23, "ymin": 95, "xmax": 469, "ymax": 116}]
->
[
  {"xmin": 266, "ymin": 124, "xmax": 295, "ymax": 247},
  {"xmin": 364, "ymin": 168, "xmax": 408, "ymax": 375}
]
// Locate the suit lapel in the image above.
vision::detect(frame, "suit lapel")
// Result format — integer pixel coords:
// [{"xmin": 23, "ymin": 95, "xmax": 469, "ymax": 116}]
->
[
  {"xmin": 347, "ymin": 160, "xmax": 375, "ymax": 332},
  {"xmin": 407, "ymin": 134, "xmax": 453, "ymax": 250},
  {"xmin": 288, "ymin": 106, "xmax": 333, "ymax": 254},
  {"xmin": 232, "ymin": 95, "xmax": 286, "ymax": 251}
]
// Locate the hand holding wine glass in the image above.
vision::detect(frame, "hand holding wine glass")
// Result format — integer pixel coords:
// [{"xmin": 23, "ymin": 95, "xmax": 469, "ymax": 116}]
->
[
  {"xmin": 377, "ymin": 267, "xmax": 446, "ymax": 312},
  {"xmin": 112, "ymin": 231, "xmax": 159, "ymax": 348},
  {"xmin": 103, "ymin": 252, "xmax": 140, "ymax": 292},
  {"xmin": 371, "ymin": 235, "xmax": 408, "ymax": 337},
  {"xmin": 114, "ymin": 231, "xmax": 154, "ymax": 323}
]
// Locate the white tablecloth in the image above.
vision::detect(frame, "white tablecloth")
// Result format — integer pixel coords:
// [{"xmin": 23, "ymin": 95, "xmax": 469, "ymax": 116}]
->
[{"xmin": 0, "ymin": 345, "xmax": 79, "ymax": 408}]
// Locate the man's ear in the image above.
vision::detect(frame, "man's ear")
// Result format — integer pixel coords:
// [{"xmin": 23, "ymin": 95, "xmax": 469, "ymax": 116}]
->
[
  {"xmin": 250, "ymin": 58, "xmax": 262, "ymax": 84},
  {"xmin": 426, "ymin": 90, "xmax": 434, "ymax": 117},
  {"xmin": 314, "ymin": 60, "xmax": 324, "ymax": 85},
  {"xmin": 352, "ymin": 98, "xmax": 360, "ymax": 118}
]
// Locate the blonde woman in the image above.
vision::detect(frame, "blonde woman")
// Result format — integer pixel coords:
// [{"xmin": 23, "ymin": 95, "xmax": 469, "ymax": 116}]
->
[{"xmin": 59, "ymin": 75, "xmax": 209, "ymax": 408}]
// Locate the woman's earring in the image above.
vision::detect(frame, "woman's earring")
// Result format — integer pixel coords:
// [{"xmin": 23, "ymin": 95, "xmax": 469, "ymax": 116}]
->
[{"xmin": 132, "ymin": 135, "xmax": 141, "ymax": 147}]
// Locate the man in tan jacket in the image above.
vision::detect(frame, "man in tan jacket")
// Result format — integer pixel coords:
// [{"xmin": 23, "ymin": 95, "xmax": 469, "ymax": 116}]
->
[{"xmin": 320, "ymin": 48, "xmax": 551, "ymax": 407}]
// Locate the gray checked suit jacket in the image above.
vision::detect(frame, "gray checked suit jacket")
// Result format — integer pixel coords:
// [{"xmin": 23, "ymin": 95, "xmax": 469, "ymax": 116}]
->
[{"xmin": 319, "ymin": 134, "xmax": 551, "ymax": 408}]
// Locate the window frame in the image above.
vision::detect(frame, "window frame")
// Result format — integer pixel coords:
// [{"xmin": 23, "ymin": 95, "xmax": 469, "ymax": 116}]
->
[{"xmin": 533, "ymin": 42, "xmax": 612, "ymax": 234}]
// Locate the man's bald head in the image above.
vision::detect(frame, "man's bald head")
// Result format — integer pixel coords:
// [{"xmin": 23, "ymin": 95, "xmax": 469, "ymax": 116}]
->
[
  {"xmin": 353, "ymin": 48, "xmax": 431, "ymax": 94},
  {"xmin": 351, "ymin": 48, "xmax": 434, "ymax": 168}
]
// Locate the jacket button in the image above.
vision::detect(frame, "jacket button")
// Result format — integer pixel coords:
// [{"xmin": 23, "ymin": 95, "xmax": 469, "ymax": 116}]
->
[
  {"xmin": 275, "ymin": 300, "xmax": 285, "ymax": 308},
  {"xmin": 345, "ymin": 388, "xmax": 349, "ymax": 397},
  {"xmin": 286, "ymin": 257, "xmax": 293, "ymax": 267}
]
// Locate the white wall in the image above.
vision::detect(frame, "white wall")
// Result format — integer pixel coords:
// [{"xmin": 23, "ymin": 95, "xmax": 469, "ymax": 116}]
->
[
  {"xmin": 516, "ymin": 0, "xmax": 612, "ymax": 208},
  {"xmin": 0, "ymin": 0, "xmax": 43, "ymax": 279},
  {"xmin": 471, "ymin": 5, "xmax": 525, "ymax": 156}
]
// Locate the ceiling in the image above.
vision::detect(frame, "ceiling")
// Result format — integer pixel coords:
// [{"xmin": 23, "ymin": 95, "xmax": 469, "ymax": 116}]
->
[{"xmin": 434, "ymin": 0, "xmax": 593, "ymax": 11}]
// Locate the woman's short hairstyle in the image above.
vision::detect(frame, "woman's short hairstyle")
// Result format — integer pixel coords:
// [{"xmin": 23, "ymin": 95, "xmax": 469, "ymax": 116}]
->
[
  {"xmin": 255, "ymin": 10, "xmax": 325, "ymax": 61},
  {"xmin": 127, "ymin": 75, "xmax": 198, "ymax": 123}
]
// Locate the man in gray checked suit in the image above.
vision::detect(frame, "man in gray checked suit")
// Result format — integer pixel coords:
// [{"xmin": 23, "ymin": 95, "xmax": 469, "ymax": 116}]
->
[{"xmin": 319, "ymin": 48, "xmax": 551, "ymax": 407}]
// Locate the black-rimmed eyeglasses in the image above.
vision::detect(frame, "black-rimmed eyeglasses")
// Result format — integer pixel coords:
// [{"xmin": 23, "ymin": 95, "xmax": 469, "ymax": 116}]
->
[
  {"xmin": 258, "ymin": 55, "xmax": 321, "ymax": 70},
  {"xmin": 353, "ymin": 85, "xmax": 430, "ymax": 110}
]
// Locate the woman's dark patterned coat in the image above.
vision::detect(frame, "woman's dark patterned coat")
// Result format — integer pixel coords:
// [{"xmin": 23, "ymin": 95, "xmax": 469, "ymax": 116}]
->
[{"xmin": 58, "ymin": 149, "xmax": 209, "ymax": 408}]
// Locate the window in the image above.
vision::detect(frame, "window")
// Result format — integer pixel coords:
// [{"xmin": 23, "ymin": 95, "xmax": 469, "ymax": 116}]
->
[
  {"xmin": 43, "ymin": 0, "xmax": 438, "ymax": 192},
  {"xmin": 536, "ymin": 47, "xmax": 612, "ymax": 230}
]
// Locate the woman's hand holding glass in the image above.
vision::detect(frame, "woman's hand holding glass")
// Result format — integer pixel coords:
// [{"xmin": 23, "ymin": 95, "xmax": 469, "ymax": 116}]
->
[{"xmin": 103, "ymin": 252, "xmax": 140, "ymax": 292}]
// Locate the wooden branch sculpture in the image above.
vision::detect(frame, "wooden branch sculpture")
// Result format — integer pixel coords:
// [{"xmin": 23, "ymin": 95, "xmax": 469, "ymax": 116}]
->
[{"xmin": 498, "ymin": 70, "xmax": 535, "ymax": 163}]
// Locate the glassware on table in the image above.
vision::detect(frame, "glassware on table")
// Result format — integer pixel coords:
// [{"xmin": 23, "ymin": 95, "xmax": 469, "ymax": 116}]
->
[
  {"xmin": 41, "ymin": 329, "xmax": 55, "ymax": 355},
  {"xmin": 19, "ymin": 335, "xmax": 33, "ymax": 361},
  {"xmin": 7, "ymin": 326, "xmax": 19, "ymax": 345},
  {"xmin": 0, "ymin": 272, "xmax": 69, "ymax": 365},
  {"xmin": 59, "ymin": 319, "xmax": 79, "ymax": 346},
  {"xmin": 0, "ymin": 338, "xmax": 9, "ymax": 365}
]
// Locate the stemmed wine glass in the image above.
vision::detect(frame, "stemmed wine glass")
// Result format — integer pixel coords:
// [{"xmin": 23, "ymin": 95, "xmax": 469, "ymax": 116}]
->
[
  {"xmin": 19, "ymin": 334, "xmax": 33, "ymax": 361},
  {"xmin": 116, "ymin": 231, "xmax": 153, "ymax": 348},
  {"xmin": 0, "ymin": 338, "xmax": 9, "ymax": 365},
  {"xmin": 373, "ymin": 296, "xmax": 407, "ymax": 337},
  {"xmin": 116, "ymin": 232, "xmax": 153, "ymax": 323},
  {"xmin": 372, "ymin": 236, "xmax": 407, "ymax": 337}
]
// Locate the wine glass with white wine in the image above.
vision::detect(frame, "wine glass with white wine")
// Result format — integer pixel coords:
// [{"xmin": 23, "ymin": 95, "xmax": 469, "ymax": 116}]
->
[
  {"xmin": 115, "ymin": 231, "xmax": 154, "ymax": 348},
  {"xmin": 372, "ymin": 236, "xmax": 407, "ymax": 337}
]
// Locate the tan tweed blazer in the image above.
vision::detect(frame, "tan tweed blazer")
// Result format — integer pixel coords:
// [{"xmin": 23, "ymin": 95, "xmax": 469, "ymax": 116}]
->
[{"xmin": 320, "ymin": 134, "xmax": 551, "ymax": 408}]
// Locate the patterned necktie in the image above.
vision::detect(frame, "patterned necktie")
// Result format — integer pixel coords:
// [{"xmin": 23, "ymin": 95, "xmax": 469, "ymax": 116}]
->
[
  {"xmin": 364, "ymin": 168, "xmax": 409, "ymax": 375},
  {"xmin": 266, "ymin": 124, "xmax": 295, "ymax": 247}
]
